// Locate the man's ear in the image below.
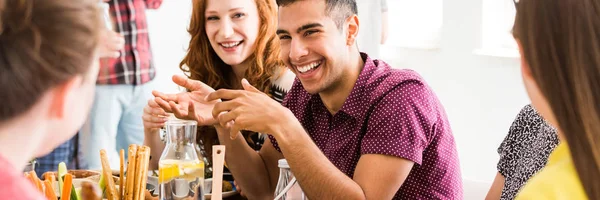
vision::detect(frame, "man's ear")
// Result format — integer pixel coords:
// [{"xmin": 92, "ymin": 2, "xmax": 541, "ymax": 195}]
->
[
  {"xmin": 48, "ymin": 76, "xmax": 83, "ymax": 119},
  {"xmin": 346, "ymin": 14, "xmax": 360, "ymax": 46}
]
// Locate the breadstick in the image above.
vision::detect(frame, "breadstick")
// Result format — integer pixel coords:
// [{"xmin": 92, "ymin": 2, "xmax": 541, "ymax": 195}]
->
[
  {"xmin": 100, "ymin": 149, "xmax": 118, "ymax": 200},
  {"xmin": 62, "ymin": 173, "xmax": 72, "ymax": 200},
  {"xmin": 125, "ymin": 144, "xmax": 139, "ymax": 200},
  {"xmin": 44, "ymin": 179, "xmax": 58, "ymax": 200},
  {"xmin": 120, "ymin": 149, "xmax": 125, "ymax": 200},
  {"xmin": 136, "ymin": 146, "xmax": 151, "ymax": 200},
  {"xmin": 133, "ymin": 146, "xmax": 146, "ymax": 200}
]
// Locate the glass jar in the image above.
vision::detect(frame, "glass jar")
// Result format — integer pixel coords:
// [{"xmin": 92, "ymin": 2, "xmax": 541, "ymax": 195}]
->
[
  {"xmin": 158, "ymin": 120, "xmax": 205, "ymax": 200},
  {"xmin": 274, "ymin": 159, "xmax": 307, "ymax": 200}
]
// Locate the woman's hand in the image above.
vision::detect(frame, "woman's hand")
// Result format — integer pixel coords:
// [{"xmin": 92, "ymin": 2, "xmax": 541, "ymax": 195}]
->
[
  {"xmin": 142, "ymin": 99, "xmax": 168, "ymax": 131},
  {"xmin": 153, "ymin": 75, "xmax": 221, "ymax": 126}
]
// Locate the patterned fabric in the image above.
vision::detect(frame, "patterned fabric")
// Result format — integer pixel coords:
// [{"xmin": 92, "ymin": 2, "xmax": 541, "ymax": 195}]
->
[
  {"xmin": 497, "ymin": 104, "xmax": 559, "ymax": 200},
  {"xmin": 35, "ymin": 135, "xmax": 78, "ymax": 177},
  {"xmin": 269, "ymin": 53, "xmax": 463, "ymax": 199},
  {"xmin": 0, "ymin": 154, "xmax": 46, "ymax": 200},
  {"xmin": 98, "ymin": 0, "xmax": 163, "ymax": 85}
]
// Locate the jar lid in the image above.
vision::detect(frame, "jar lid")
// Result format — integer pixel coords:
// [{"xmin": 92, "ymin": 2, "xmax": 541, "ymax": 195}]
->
[{"xmin": 278, "ymin": 159, "xmax": 289, "ymax": 168}]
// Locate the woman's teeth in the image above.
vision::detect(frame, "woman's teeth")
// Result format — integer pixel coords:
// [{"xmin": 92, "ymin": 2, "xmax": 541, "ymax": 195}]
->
[
  {"xmin": 221, "ymin": 41, "xmax": 242, "ymax": 48},
  {"xmin": 296, "ymin": 61, "xmax": 322, "ymax": 73}
]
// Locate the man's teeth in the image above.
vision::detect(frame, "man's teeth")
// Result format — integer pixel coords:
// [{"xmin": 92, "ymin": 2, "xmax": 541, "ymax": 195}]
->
[
  {"xmin": 296, "ymin": 61, "xmax": 321, "ymax": 73},
  {"xmin": 221, "ymin": 41, "xmax": 241, "ymax": 48}
]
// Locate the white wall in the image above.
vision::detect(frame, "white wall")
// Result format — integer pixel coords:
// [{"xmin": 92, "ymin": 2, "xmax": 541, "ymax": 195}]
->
[
  {"xmin": 146, "ymin": 0, "xmax": 193, "ymax": 94},
  {"xmin": 145, "ymin": 0, "xmax": 529, "ymax": 197},
  {"xmin": 380, "ymin": 0, "xmax": 528, "ymax": 192}
]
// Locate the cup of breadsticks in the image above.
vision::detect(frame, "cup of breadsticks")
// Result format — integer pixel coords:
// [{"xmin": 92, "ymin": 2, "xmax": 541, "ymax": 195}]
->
[{"xmin": 27, "ymin": 144, "xmax": 156, "ymax": 200}]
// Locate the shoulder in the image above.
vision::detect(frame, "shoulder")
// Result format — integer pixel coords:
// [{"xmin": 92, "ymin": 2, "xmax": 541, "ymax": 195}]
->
[
  {"xmin": 514, "ymin": 105, "xmax": 545, "ymax": 125},
  {"xmin": 517, "ymin": 161, "xmax": 586, "ymax": 200},
  {"xmin": 501, "ymin": 104, "xmax": 558, "ymax": 148},
  {"xmin": 271, "ymin": 68, "xmax": 295, "ymax": 92},
  {"xmin": 365, "ymin": 61, "xmax": 435, "ymax": 109},
  {"xmin": 270, "ymin": 68, "xmax": 296, "ymax": 103},
  {"xmin": 270, "ymin": 68, "xmax": 310, "ymax": 108},
  {"xmin": 363, "ymin": 62, "xmax": 444, "ymax": 131},
  {"xmin": 366, "ymin": 60, "xmax": 428, "ymax": 95}
]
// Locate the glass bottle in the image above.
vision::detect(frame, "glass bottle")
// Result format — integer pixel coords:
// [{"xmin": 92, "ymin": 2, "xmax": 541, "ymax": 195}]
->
[
  {"xmin": 159, "ymin": 120, "xmax": 205, "ymax": 200},
  {"xmin": 274, "ymin": 159, "xmax": 307, "ymax": 200}
]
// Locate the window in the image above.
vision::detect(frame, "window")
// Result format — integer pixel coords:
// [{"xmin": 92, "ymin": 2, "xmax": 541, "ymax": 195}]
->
[
  {"xmin": 476, "ymin": 0, "xmax": 519, "ymax": 57},
  {"xmin": 384, "ymin": 0, "xmax": 443, "ymax": 49}
]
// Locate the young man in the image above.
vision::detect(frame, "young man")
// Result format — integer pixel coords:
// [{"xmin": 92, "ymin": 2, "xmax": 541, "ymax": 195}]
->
[
  {"xmin": 157, "ymin": 0, "xmax": 462, "ymax": 199},
  {"xmin": 79, "ymin": 0, "xmax": 163, "ymax": 170},
  {"xmin": 0, "ymin": 0, "xmax": 102, "ymax": 198}
]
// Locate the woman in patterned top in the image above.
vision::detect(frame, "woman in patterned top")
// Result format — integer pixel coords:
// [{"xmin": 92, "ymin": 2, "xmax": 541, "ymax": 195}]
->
[
  {"xmin": 142, "ymin": 0, "xmax": 294, "ymax": 170},
  {"xmin": 485, "ymin": 104, "xmax": 559, "ymax": 200}
]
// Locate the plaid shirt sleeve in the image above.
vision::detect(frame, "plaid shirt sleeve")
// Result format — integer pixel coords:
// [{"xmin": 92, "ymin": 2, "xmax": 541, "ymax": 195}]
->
[
  {"xmin": 98, "ymin": 0, "xmax": 158, "ymax": 85},
  {"xmin": 34, "ymin": 136, "xmax": 77, "ymax": 177}
]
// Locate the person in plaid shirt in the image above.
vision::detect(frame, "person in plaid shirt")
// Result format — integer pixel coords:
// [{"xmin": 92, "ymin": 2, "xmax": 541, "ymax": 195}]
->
[{"xmin": 79, "ymin": 0, "xmax": 163, "ymax": 170}]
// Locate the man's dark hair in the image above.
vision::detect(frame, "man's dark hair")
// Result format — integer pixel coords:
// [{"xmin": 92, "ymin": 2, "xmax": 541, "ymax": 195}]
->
[{"xmin": 276, "ymin": 0, "xmax": 357, "ymax": 29}]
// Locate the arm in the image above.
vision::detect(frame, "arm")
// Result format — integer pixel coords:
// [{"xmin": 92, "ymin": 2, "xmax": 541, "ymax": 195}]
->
[
  {"xmin": 486, "ymin": 172, "xmax": 505, "ymax": 200},
  {"xmin": 380, "ymin": 0, "xmax": 389, "ymax": 44},
  {"xmin": 143, "ymin": 128, "xmax": 164, "ymax": 170},
  {"xmin": 213, "ymin": 125, "xmax": 282, "ymax": 200},
  {"xmin": 278, "ymin": 123, "xmax": 414, "ymax": 199},
  {"xmin": 207, "ymin": 80, "xmax": 423, "ymax": 199},
  {"xmin": 144, "ymin": 0, "xmax": 163, "ymax": 9},
  {"xmin": 142, "ymin": 99, "xmax": 168, "ymax": 170},
  {"xmin": 277, "ymin": 83, "xmax": 428, "ymax": 199},
  {"xmin": 150, "ymin": 76, "xmax": 281, "ymax": 198},
  {"xmin": 486, "ymin": 105, "xmax": 533, "ymax": 199}
]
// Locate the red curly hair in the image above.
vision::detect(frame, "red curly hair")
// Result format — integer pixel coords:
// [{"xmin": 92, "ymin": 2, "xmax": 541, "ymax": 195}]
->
[
  {"xmin": 180, "ymin": 0, "xmax": 283, "ymax": 168},
  {"xmin": 181, "ymin": 0, "xmax": 282, "ymax": 93}
]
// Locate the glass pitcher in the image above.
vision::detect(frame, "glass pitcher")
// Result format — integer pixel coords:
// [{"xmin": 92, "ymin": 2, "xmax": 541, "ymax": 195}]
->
[
  {"xmin": 159, "ymin": 120, "xmax": 205, "ymax": 200},
  {"xmin": 274, "ymin": 159, "xmax": 307, "ymax": 200}
]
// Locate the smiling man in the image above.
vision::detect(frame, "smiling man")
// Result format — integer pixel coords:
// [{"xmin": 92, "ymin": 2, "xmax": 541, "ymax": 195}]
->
[{"xmin": 158, "ymin": 0, "xmax": 463, "ymax": 199}]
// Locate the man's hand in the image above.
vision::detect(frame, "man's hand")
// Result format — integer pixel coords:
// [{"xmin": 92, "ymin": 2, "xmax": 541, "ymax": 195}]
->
[
  {"xmin": 98, "ymin": 29, "xmax": 124, "ymax": 58},
  {"xmin": 206, "ymin": 79, "xmax": 294, "ymax": 139},
  {"xmin": 153, "ymin": 75, "xmax": 220, "ymax": 126}
]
